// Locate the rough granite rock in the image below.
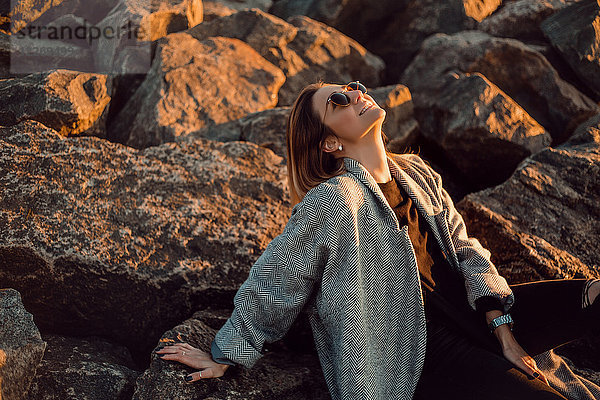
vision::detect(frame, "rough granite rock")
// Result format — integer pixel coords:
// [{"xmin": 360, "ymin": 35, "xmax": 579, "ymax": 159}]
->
[
  {"xmin": 269, "ymin": 0, "xmax": 348, "ymax": 25},
  {"xmin": 92, "ymin": 0, "xmax": 204, "ymax": 73},
  {"xmin": 478, "ymin": 0, "xmax": 581, "ymax": 43},
  {"xmin": 187, "ymin": 9, "xmax": 385, "ymax": 106},
  {"xmin": 456, "ymin": 113, "xmax": 600, "ymax": 283},
  {"xmin": 0, "ymin": 69, "xmax": 112, "ymax": 137},
  {"xmin": 368, "ymin": 84, "xmax": 420, "ymax": 153},
  {"xmin": 108, "ymin": 34, "xmax": 285, "ymax": 148},
  {"xmin": 26, "ymin": 334, "xmax": 140, "ymax": 400},
  {"xmin": 0, "ymin": 120, "xmax": 293, "ymax": 366},
  {"xmin": 212, "ymin": 0, "xmax": 272, "ymax": 11},
  {"xmin": 0, "ymin": 288, "xmax": 46, "ymax": 400},
  {"xmin": 414, "ymin": 70, "xmax": 551, "ymax": 189},
  {"xmin": 6, "ymin": 0, "xmax": 68, "ymax": 33},
  {"xmin": 332, "ymin": 0, "xmax": 492, "ymax": 83},
  {"xmin": 202, "ymin": 0, "xmax": 236, "ymax": 21},
  {"xmin": 541, "ymin": 0, "xmax": 600, "ymax": 98},
  {"xmin": 132, "ymin": 308, "xmax": 329, "ymax": 399},
  {"xmin": 183, "ymin": 107, "xmax": 291, "ymax": 157},
  {"xmin": 401, "ymin": 30, "xmax": 600, "ymax": 144}
]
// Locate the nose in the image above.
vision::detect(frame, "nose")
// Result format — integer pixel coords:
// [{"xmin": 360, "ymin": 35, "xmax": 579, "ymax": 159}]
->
[{"xmin": 347, "ymin": 89, "xmax": 364, "ymax": 104}]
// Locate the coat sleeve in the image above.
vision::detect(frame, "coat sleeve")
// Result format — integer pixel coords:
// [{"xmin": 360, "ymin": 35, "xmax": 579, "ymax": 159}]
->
[
  {"xmin": 416, "ymin": 156, "xmax": 515, "ymax": 314},
  {"xmin": 212, "ymin": 194, "xmax": 329, "ymax": 369}
]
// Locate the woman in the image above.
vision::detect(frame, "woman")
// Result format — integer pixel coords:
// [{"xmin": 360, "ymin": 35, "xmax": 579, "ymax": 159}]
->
[{"xmin": 155, "ymin": 81, "xmax": 600, "ymax": 399}]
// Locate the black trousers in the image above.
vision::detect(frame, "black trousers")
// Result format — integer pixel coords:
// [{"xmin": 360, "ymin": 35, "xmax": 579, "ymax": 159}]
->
[{"xmin": 414, "ymin": 279, "xmax": 600, "ymax": 400}]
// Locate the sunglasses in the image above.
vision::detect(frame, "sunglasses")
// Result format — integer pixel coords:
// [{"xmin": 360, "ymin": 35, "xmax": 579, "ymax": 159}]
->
[{"xmin": 326, "ymin": 81, "xmax": 368, "ymax": 108}]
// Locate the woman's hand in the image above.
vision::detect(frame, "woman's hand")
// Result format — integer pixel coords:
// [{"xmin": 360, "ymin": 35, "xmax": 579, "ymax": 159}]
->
[
  {"xmin": 494, "ymin": 326, "xmax": 550, "ymax": 387},
  {"xmin": 155, "ymin": 342, "xmax": 230, "ymax": 382}
]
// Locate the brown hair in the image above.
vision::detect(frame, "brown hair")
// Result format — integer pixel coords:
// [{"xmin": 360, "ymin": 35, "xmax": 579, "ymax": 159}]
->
[{"xmin": 285, "ymin": 81, "xmax": 397, "ymax": 207}]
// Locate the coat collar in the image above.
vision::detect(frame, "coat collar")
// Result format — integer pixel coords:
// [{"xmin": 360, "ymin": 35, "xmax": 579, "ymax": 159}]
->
[{"xmin": 342, "ymin": 155, "xmax": 438, "ymax": 217}]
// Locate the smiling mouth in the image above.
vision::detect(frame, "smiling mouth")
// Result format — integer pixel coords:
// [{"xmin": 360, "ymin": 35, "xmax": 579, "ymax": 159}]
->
[{"xmin": 359, "ymin": 102, "xmax": 374, "ymax": 116}]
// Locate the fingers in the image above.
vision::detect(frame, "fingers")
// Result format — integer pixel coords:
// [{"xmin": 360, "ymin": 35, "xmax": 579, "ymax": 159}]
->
[
  {"xmin": 523, "ymin": 358, "xmax": 550, "ymax": 386},
  {"xmin": 185, "ymin": 368, "xmax": 223, "ymax": 383}
]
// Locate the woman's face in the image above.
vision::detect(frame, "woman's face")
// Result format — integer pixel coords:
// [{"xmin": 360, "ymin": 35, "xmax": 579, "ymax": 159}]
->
[{"xmin": 312, "ymin": 84, "xmax": 385, "ymax": 149}]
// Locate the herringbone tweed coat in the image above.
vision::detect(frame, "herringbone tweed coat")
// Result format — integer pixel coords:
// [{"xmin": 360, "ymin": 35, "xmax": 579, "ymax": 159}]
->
[{"xmin": 213, "ymin": 153, "xmax": 516, "ymax": 399}]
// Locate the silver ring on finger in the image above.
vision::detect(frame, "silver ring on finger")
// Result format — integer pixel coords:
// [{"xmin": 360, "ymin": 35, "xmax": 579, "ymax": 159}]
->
[
  {"xmin": 182, "ymin": 351, "xmax": 186, "ymax": 356},
  {"xmin": 199, "ymin": 370, "xmax": 202, "ymax": 377}
]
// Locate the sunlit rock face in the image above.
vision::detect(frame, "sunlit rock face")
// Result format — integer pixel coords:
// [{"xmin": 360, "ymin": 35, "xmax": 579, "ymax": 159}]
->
[
  {"xmin": 412, "ymin": 70, "xmax": 551, "ymax": 189},
  {"xmin": 401, "ymin": 30, "xmax": 600, "ymax": 145},
  {"xmin": 457, "ymin": 114, "xmax": 600, "ymax": 283},
  {"xmin": 0, "ymin": 69, "xmax": 112, "ymax": 137},
  {"xmin": 187, "ymin": 8, "xmax": 385, "ymax": 106},
  {"xmin": 108, "ymin": 34, "xmax": 285, "ymax": 149},
  {"xmin": 0, "ymin": 120, "xmax": 292, "ymax": 362}
]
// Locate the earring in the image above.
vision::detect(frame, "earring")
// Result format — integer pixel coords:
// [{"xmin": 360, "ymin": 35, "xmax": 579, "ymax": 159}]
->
[{"xmin": 338, "ymin": 144, "xmax": 343, "ymax": 151}]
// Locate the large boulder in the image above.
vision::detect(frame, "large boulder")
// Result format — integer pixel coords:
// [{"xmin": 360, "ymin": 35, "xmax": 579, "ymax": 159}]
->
[
  {"xmin": 108, "ymin": 34, "xmax": 285, "ymax": 148},
  {"xmin": 0, "ymin": 120, "xmax": 293, "ymax": 365},
  {"xmin": 401, "ymin": 30, "xmax": 600, "ymax": 144},
  {"xmin": 0, "ymin": 288, "xmax": 46, "ymax": 400},
  {"xmin": 187, "ymin": 9, "xmax": 384, "ymax": 106},
  {"xmin": 0, "ymin": 69, "xmax": 112, "ymax": 137},
  {"xmin": 132, "ymin": 308, "xmax": 329, "ymax": 399},
  {"xmin": 541, "ymin": 0, "xmax": 600, "ymax": 98},
  {"xmin": 456, "ymin": 113, "xmax": 600, "ymax": 283},
  {"xmin": 414, "ymin": 70, "xmax": 550, "ymax": 189},
  {"xmin": 26, "ymin": 334, "xmax": 140, "ymax": 400}
]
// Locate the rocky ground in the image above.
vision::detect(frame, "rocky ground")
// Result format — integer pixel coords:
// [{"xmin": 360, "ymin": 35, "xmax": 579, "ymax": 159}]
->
[{"xmin": 1, "ymin": 0, "xmax": 600, "ymax": 398}]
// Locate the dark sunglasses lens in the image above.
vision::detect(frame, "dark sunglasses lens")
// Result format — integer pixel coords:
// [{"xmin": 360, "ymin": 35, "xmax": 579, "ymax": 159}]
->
[
  {"xmin": 330, "ymin": 92, "xmax": 350, "ymax": 106},
  {"xmin": 346, "ymin": 82, "xmax": 367, "ymax": 93}
]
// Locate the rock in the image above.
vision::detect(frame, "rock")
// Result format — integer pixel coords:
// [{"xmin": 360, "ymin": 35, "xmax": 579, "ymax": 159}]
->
[
  {"xmin": 187, "ymin": 9, "xmax": 384, "ymax": 106},
  {"xmin": 401, "ymin": 30, "xmax": 600, "ymax": 144},
  {"xmin": 108, "ymin": 34, "xmax": 284, "ymax": 148},
  {"xmin": 184, "ymin": 107, "xmax": 291, "ymax": 157},
  {"xmin": 415, "ymin": 70, "xmax": 551, "ymax": 188},
  {"xmin": 132, "ymin": 308, "xmax": 329, "ymax": 399},
  {"xmin": 202, "ymin": 0, "xmax": 236, "ymax": 21},
  {"xmin": 26, "ymin": 334, "xmax": 140, "ymax": 400},
  {"xmin": 269, "ymin": 0, "xmax": 348, "ymax": 25},
  {"xmin": 1, "ymin": 31, "xmax": 10, "ymax": 78},
  {"xmin": 478, "ymin": 0, "xmax": 580, "ymax": 43},
  {"xmin": 17, "ymin": 0, "xmax": 119, "ymax": 27},
  {"xmin": 0, "ymin": 288, "xmax": 46, "ymax": 400},
  {"xmin": 6, "ymin": 0, "xmax": 68, "ymax": 33},
  {"xmin": 92, "ymin": 0, "xmax": 203, "ymax": 73},
  {"xmin": 331, "ymin": 0, "xmax": 500, "ymax": 83},
  {"xmin": 210, "ymin": 0, "xmax": 272, "ymax": 11},
  {"xmin": 0, "ymin": 120, "xmax": 292, "ymax": 365},
  {"xmin": 368, "ymin": 84, "xmax": 419, "ymax": 153},
  {"xmin": 541, "ymin": 0, "xmax": 600, "ymax": 98},
  {"xmin": 0, "ymin": 69, "xmax": 112, "ymax": 137},
  {"xmin": 456, "ymin": 113, "xmax": 600, "ymax": 283},
  {"xmin": 8, "ymin": 35, "xmax": 96, "ymax": 75}
]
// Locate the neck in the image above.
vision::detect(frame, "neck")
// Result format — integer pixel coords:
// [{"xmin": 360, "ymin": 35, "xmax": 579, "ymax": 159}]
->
[{"xmin": 342, "ymin": 125, "xmax": 391, "ymax": 183}]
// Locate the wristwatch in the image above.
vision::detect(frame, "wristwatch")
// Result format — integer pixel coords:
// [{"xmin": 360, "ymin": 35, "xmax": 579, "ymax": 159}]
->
[{"xmin": 488, "ymin": 313, "xmax": 514, "ymax": 333}]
